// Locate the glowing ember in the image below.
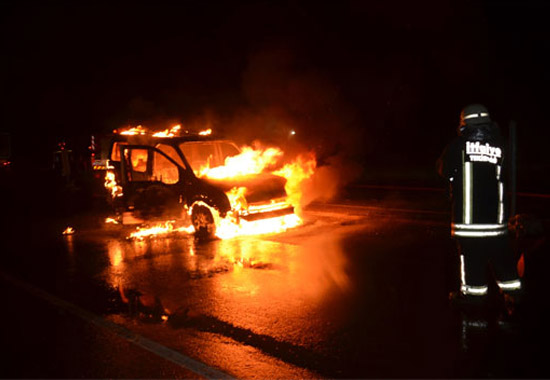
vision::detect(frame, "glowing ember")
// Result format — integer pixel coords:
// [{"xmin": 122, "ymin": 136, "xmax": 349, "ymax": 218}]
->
[
  {"xmin": 198, "ymin": 128, "xmax": 212, "ymax": 136},
  {"xmin": 104, "ymin": 171, "xmax": 123, "ymax": 199},
  {"xmin": 62, "ymin": 226, "xmax": 75, "ymax": 235},
  {"xmin": 129, "ymin": 221, "xmax": 195, "ymax": 240},
  {"xmin": 105, "ymin": 217, "xmax": 119, "ymax": 224},
  {"xmin": 152, "ymin": 124, "xmax": 182, "ymax": 138}
]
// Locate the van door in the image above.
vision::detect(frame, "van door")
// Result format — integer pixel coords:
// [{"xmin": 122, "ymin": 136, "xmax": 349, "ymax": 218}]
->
[{"xmin": 120, "ymin": 145, "xmax": 183, "ymax": 218}]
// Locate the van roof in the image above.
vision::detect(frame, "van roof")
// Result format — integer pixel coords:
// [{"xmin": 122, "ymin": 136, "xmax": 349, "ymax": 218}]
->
[{"xmin": 110, "ymin": 133, "xmax": 225, "ymax": 144}]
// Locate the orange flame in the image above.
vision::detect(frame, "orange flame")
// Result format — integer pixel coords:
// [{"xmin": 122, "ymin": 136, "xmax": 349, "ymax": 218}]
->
[
  {"xmin": 226, "ymin": 186, "xmax": 248, "ymax": 212},
  {"xmin": 128, "ymin": 220, "xmax": 195, "ymax": 240},
  {"xmin": 104, "ymin": 171, "xmax": 123, "ymax": 199},
  {"xmin": 115, "ymin": 124, "xmax": 217, "ymax": 138},
  {"xmin": 273, "ymin": 153, "xmax": 316, "ymax": 215},
  {"xmin": 217, "ymin": 213, "xmax": 302, "ymax": 240},
  {"xmin": 198, "ymin": 146, "xmax": 315, "ymax": 214},
  {"xmin": 116, "ymin": 124, "xmax": 186, "ymax": 137},
  {"xmin": 152, "ymin": 124, "xmax": 182, "ymax": 138},
  {"xmin": 62, "ymin": 226, "xmax": 75, "ymax": 235},
  {"xmin": 119, "ymin": 143, "xmax": 315, "ymax": 240},
  {"xmin": 190, "ymin": 201, "xmax": 301, "ymax": 240},
  {"xmin": 118, "ymin": 125, "xmax": 147, "ymax": 136},
  {"xmin": 198, "ymin": 146, "xmax": 283, "ymax": 179},
  {"xmin": 192, "ymin": 145, "xmax": 316, "ymax": 238}
]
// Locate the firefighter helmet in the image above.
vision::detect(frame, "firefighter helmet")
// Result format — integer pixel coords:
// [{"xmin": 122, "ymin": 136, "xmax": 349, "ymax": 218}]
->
[
  {"xmin": 460, "ymin": 104, "xmax": 491, "ymax": 126},
  {"xmin": 458, "ymin": 104, "xmax": 491, "ymax": 135}
]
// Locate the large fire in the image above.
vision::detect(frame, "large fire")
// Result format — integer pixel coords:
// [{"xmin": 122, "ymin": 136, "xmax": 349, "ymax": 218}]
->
[
  {"xmin": 198, "ymin": 147, "xmax": 283, "ymax": 179},
  {"xmin": 189, "ymin": 200, "xmax": 302, "ymax": 240},
  {"xmin": 197, "ymin": 146, "xmax": 315, "ymax": 215},
  {"xmin": 193, "ymin": 145, "xmax": 316, "ymax": 239},
  {"xmin": 273, "ymin": 153, "xmax": 316, "ymax": 215},
  {"xmin": 106, "ymin": 126, "xmax": 316, "ymax": 240}
]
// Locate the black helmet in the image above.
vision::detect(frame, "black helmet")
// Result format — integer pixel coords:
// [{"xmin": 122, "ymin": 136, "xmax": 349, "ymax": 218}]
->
[
  {"xmin": 460, "ymin": 104, "xmax": 491, "ymax": 126},
  {"xmin": 458, "ymin": 104, "xmax": 491, "ymax": 135}
]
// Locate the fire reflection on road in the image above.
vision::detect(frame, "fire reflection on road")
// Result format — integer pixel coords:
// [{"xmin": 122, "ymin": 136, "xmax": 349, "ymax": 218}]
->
[{"xmin": 101, "ymin": 231, "xmax": 352, "ymax": 362}]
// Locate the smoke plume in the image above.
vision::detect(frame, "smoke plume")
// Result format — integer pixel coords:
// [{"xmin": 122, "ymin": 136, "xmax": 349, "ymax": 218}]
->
[{"xmin": 226, "ymin": 46, "xmax": 364, "ymax": 206}]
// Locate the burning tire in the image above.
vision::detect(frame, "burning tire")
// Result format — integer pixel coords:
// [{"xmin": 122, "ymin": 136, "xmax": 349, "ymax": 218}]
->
[{"xmin": 191, "ymin": 204, "xmax": 216, "ymax": 239}]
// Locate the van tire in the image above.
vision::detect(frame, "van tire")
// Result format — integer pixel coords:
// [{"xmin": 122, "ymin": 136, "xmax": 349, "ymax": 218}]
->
[{"xmin": 191, "ymin": 205, "xmax": 216, "ymax": 240}]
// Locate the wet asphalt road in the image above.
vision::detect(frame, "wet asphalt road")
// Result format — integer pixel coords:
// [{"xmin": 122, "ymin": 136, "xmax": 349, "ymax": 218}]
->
[{"xmin": 1, "ymin": 184, "xmax": 550, "ymax": 378}]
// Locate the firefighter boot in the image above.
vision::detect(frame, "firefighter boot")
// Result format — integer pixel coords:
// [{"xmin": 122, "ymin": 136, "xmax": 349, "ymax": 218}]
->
[
  {"xmin": 449, "ymin": 291, "xmax": 486, "ymax": 313},
  {"xmin": 502, "ymin": 289, "xmax": 525, "ymax": 322}
]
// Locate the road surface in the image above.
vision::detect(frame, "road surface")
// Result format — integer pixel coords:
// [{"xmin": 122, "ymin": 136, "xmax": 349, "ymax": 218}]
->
[{"xmin": 1, "ymin": 185, "xmax": 549, "ymax": 378}]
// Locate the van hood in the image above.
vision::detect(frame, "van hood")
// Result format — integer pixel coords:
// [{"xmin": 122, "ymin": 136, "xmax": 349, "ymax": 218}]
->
[{"xmin": 203, "ymin": 172, "xmax": 287, "ymax": 203}]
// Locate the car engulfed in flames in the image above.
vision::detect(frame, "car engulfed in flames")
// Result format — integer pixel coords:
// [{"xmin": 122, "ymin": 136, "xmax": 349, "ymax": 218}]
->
[{"xmin": 102, "ymin": 126, "xmax": 315, "ymax": 239}]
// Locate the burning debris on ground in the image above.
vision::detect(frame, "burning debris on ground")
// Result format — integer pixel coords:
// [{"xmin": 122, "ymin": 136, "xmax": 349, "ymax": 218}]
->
[
  {"xmin": 62, "ymin": 226, "xmax": 75, "ymax": 235},
  {"xmin": 127, "ymin": 220, "xmax": 195, "ymax": 241}
]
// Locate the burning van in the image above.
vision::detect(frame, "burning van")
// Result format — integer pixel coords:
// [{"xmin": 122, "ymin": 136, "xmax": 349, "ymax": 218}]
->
[{"xmin": 102, "ymin": 126, "xmax": 304, "ymax": 238}]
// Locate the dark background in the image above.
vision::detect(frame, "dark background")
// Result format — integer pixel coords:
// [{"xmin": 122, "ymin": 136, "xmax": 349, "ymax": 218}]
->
[{"xmin": 1, "ymin": 0, "xmax": 549, "ymax": 190}]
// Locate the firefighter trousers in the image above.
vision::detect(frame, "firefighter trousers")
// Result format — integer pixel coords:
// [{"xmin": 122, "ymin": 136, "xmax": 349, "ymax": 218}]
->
[{"xmin": 456, "ymin": 236, "xmax": 522, "ymax": 296}]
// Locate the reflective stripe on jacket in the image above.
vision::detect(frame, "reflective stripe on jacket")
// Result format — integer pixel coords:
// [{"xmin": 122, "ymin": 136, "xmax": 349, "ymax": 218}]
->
[{"xmin": 437, "ymin": 123, "xmax": 508, "ymax": 237}]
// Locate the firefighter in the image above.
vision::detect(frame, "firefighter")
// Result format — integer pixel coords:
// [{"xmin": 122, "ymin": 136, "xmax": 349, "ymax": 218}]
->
[{"xmin": 437, "ymin": 104, "xmax": 522, "ymax": 310}]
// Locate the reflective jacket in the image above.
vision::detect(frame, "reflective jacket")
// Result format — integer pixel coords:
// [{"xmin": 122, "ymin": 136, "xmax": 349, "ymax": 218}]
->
[{"xmin": 437, "ymin": 123, "xmax": 508, "ymax": 238}]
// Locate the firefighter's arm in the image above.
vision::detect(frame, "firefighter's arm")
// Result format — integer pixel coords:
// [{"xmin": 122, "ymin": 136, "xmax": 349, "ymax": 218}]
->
[
  {"xmin": 436, "ymin": 141, "xmax": 459, "ymax": 180},
  {"xmin": 436, "ymin": 145, "xmax": 450, "ymax": 179},
  {"xmin": 436, "ymin": 155, "xmax": 445, "ymax": 178}
]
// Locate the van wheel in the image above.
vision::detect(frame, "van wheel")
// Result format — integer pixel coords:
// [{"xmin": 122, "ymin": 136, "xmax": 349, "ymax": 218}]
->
[{"xmin": 191, "ymin": 205, "xmax": 216, "ymax": 239}]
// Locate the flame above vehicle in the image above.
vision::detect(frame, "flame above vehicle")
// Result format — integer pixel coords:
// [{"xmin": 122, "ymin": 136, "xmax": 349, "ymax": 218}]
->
[
  {"xmin": 113, "ymin": 124, "xmax": 212, "ymax": 138},
  {"xmin": 152, "ymin": 124, "xmax": 182, "ymax": 138},
  {"xmin": 117, "ymin": 125, "xmax": 148, "ymax": 136}
]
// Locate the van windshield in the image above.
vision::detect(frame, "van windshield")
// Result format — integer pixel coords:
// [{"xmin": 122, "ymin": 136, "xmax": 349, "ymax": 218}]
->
[{"xmin": 179, "ymin": 141, "xmax": 240, "ymax": 174}]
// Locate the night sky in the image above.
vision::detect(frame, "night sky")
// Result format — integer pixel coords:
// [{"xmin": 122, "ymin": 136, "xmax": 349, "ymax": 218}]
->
[{"xmin": 1, "ymin": 0, "xmax": 549, "ymax": 189}]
